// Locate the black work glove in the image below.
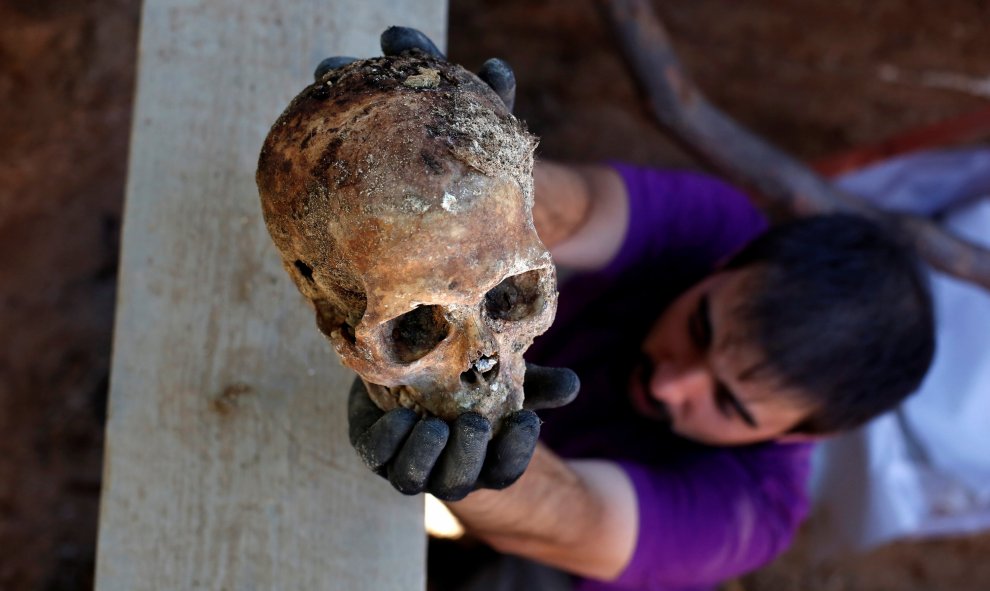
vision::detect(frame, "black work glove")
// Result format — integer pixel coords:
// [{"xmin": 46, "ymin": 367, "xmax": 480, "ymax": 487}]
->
[
  {"xmin": 313, "ymin": 26, "xmax": 517, "ymax": 112},
  {"xmin": 348, "ymin": 364, "xmax": 579, "ymax": 501}
]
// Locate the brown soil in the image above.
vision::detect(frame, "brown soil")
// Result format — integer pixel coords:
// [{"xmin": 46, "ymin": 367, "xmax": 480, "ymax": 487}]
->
[
  {"xmin": 2, "ymin": 0, "xmax": 988, "ymax": 588},
  {"xmin": 0, "ymin": 0, "xmax": 138, "ymax": 588}
]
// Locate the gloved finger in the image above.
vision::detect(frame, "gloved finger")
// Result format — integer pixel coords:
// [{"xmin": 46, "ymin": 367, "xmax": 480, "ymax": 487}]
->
[
  {"xmin": 388, "ymin": 417, "xmax": 450, "ymax": 495},
  {"xmin": 427, "ymin": 413, "xmax": 491, "ymax": 501},
  {"xmin": 522, "ymin": 364, "xmax": 580, "ymax": 410},
  {"xmin": 348, "ymin": 377, "xmax": 385, "ymax": 445},
  {"xmin": 380, "ymin": 26, "xmax": 444, "ymax": 58},
  {"xmin": 353, "ymin": 407, "xmax": 420, "ymax": 472},
  {"xmin": 477, "ymin": 58, "xmax": 516, "ymax": 112},
  {"xmin": 478, "ymin": 410, "xmax": 540, "ymax": 489},
  {"xmin": 314, "ymin": 56, "xmax": 358, "ymax": 81}
]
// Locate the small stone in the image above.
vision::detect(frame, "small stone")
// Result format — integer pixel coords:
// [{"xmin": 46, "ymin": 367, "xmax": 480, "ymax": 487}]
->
[
  {"xmin": 474, "ymin": 356, "xmax": 497, "ymax": 373},
  {"xmin": 403, "ymin": 67, "xmax": 440, "ymax": 89},
  {"xmin": 441, "ymin": 192, "xmax": 457, "ymax": 211}
]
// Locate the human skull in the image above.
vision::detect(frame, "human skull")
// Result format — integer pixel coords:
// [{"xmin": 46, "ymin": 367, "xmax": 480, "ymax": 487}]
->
[{"xmin": 256, "ymin": 52, "xmax": 557, "ymax": 427}]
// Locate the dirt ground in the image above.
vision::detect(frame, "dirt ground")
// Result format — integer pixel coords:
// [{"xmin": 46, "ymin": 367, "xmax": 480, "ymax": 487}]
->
[{"xmin": 1, "ymin": 0, "xmax": 988, "ymax": 588}]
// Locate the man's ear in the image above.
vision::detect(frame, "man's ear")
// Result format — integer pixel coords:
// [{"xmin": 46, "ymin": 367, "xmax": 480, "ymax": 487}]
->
[{"xmin": 775, "ymin": 432, "xmax": 830, "ymax": 444}]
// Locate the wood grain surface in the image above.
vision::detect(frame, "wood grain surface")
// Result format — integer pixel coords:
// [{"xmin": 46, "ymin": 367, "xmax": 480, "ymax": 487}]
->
[{"xmin": 95, "ymin": 2, "xmax": 446, "ymax": 588}]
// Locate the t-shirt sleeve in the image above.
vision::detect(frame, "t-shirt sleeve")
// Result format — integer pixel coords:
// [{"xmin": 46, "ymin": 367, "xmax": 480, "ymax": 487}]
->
[
  {"xmin": 608, "ymin": 444, "xmax": 813, "ymax": 589},
  {"xmin": 598, "ymin": 163, "xmax": 768, "ymax": 281}
]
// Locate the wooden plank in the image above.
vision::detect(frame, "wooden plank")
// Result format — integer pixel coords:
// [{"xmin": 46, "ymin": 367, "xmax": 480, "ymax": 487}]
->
[{"xmin": 96, "ymin": 2, "xmax": 446, "ymax": 589}]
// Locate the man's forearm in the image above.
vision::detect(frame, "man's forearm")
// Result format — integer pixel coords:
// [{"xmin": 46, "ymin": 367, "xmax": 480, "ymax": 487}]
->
[
  {"xmin": 446, "ymin": 443, "xmax": 588, "ymax": 548},
  {"xmin": 444, "ymin": 443, "xmax": 638, "ymax": 580}
]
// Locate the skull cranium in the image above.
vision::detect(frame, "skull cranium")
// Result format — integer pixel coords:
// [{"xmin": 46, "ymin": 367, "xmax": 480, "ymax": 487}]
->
[{"xmin": 256, "ymin": 52, "xmax": 557, "ymax": 427}]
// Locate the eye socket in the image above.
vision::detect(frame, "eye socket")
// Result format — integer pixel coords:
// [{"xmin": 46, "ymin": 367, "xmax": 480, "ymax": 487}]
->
[
  {"xmin": 388, "ymin": 304, "xmax": 450, "ymax": 363},
  {"xmin": 485, "ymin": 270, "xmax": 544, "ymax": 322}
]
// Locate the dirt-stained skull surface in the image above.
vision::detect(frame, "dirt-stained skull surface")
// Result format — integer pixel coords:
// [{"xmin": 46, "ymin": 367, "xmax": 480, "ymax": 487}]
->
[{"xmin": 256, "ymin": 51, "xmax": 557, "ymax": 428}]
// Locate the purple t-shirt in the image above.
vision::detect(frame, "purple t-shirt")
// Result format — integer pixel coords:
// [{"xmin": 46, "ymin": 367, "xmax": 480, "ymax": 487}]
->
[{"xmin": 527, "ymin": 163, "xmax": 813, "ymax": 591}]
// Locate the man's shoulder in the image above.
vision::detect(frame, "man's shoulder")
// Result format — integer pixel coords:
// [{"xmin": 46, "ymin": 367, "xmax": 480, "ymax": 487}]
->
[
  {"xmin": 607, "ymin": 441, "xmax": 815, "ymax": 589},
  {"xmin": 703, "ymin": 439, "xmax": 815, "ymax": 481},
  {"xmin": 599, "ymin": 163, "xmax": 768, "ymax": 280},
  {"xmin": 627, "ymin": 438, "xmax": 815, "ymax": 507}
]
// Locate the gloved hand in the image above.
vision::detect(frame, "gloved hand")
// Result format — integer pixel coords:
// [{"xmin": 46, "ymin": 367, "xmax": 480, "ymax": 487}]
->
[
  {"xmin": 348, "ymin": 363, "xmax": 579, "ymax": 501},
  {"xmin": 313, "ymin": 26, "xmax": 518, "ymax": 112}
]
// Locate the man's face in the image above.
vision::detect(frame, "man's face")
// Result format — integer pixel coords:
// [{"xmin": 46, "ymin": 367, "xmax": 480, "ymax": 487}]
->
[{"xmin": 630, "ymin": 268, "xmax": 814, "ymax": 446}]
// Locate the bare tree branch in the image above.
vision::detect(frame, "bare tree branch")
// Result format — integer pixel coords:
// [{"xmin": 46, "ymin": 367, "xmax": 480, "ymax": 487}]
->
[{"xmin": 596, "ymin": 0, "xmax": 990, "ymax": 292}]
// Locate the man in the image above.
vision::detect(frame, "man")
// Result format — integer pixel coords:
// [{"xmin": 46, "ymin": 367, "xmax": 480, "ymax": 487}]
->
[{"xmin": 345, "ymin": 28, "xmax": 936, "ymax": 591}]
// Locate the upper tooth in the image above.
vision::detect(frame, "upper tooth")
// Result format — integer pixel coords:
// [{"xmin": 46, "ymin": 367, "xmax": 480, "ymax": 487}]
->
[{"xmin": 396, "ymin": 386, "xmax": 417, "ymax": 409}]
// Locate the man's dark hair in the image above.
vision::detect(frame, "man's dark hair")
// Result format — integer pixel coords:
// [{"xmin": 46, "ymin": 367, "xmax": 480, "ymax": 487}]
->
[{"xmin": 723, "ymin": 213, "xmax": 936, "ymax": 435}]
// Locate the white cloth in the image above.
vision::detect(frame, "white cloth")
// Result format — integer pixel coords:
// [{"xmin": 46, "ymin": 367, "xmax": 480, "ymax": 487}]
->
[{"xmin": 807, "ymin": 149, "xmax": 990, "ymax": 556}]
